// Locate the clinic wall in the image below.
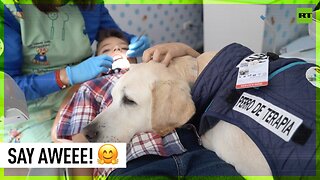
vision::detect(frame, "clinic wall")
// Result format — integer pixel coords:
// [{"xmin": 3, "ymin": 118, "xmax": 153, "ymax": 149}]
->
[
  {"xmin": 106, "ymin": 4, "xmax": 204, "ymax": 51},
  {"xmin": 262, "ymin": 4, "xmax": 314, "ymax": 53},
  {"xmin": 204, "ymin": 4, "xmax": 314, "ymax": 54},
  {"xmin": 203, "ymin": 4, "xmax": 267, "ymax": 53}
]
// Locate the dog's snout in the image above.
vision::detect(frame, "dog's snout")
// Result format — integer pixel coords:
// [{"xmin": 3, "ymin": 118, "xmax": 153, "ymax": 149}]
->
[
  {"xmin": 82, "ymin": 123, "xmax": 99, "ymax": 142},
  {"xmin": 85, "ymin": 131, "xmax": 99, "ymax": 142}
]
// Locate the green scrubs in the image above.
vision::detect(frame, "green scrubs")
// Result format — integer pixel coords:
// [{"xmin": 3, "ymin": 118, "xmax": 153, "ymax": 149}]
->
[{"xmin": 5, "ymin": 3, "xmax": 92, "ymax": 143}]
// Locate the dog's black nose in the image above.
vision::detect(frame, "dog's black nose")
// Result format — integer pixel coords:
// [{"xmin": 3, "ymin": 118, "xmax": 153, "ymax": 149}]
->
[
  {"xmin": 85, "ymin": 131, "xmax": 98, "ymax": 142},
  {"xmin": 81, "ymin": 122, "xmax": 99, "ymax": 142}
]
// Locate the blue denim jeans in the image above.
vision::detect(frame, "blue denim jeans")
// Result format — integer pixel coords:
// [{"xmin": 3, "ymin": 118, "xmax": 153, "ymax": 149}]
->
[{"xmin": 109, "ymin": 127, "xmax": 243, "ymax": 178}]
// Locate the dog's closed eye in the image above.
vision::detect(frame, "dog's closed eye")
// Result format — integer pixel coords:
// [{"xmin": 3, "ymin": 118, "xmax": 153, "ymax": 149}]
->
[{"xmin": 122, "ymin": 95, "xmax": 137, "ymax": 105}]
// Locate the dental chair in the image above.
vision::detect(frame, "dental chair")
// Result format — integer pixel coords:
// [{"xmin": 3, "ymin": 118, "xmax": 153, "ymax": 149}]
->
[
  {"xmin": 2, "ymin": 71, "xmax": 69, "ymax": 179},
  {"xmin": 4, "ymin": 72, "xmax": 29, "ymax": 125}
]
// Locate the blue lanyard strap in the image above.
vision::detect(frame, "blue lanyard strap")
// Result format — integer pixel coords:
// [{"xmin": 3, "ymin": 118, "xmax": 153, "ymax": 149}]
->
[
  {"xmin": 205, "ymin": 61, "xmax": 308, "ymax": 113},
  {"xmin": 268, "ymin": 61, "xmax": 307, "ymax": 81}
]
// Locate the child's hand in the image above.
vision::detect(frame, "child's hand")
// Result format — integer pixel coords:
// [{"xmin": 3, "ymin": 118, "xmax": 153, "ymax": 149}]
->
[
  {"xmin": 72, "ymin": 133, "xmax": 89, "ymax": 142},
  {"xmin": 55, "ymin": 133, "xmax": 88, "ymax": 143}
]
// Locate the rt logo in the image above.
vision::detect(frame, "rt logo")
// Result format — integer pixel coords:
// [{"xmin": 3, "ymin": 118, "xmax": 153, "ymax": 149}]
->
[{"xmin": 296, "ymin": 8, "xmax": 312, "ymax": 24}]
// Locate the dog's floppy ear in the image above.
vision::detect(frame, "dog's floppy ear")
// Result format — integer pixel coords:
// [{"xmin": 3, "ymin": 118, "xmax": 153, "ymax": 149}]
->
[{"xmin": 151, "ymin": 80, "xmax": 195, "ymax": 136}]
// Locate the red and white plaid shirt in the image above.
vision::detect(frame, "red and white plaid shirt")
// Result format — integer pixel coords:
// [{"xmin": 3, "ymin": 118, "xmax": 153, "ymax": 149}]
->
[{"xmin": 57, "ymin": 72, "xmax": 186, "ymax": 177}]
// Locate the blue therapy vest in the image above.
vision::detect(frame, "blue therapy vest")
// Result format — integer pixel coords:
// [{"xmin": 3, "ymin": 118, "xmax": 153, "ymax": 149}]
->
[{"xmin": 191, "ymin": 43, "xmax": 318, "ymax": 176}]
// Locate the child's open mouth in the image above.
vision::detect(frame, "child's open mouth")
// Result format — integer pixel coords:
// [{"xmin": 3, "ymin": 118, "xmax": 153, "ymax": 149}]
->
[{"xmin": 113, "ymin": 55, "xmax": 125, "ymax": 62}]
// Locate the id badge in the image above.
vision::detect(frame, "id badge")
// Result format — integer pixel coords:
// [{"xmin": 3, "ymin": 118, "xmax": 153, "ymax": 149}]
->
[{"xmin": 236, "ymin": 53, "xmax": 269, "ymax": 89}]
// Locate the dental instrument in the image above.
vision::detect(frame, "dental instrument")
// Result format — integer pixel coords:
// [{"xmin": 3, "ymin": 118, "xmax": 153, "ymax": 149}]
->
[{"xmin": 136, "ymin": 30, "xmax": 146, "ymax": 42}]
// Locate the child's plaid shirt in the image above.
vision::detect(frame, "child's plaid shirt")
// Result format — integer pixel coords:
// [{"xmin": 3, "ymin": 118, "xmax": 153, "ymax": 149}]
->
[{"xmin": 56, "ymin": 72, "xmax": 186, "ymax": 177}]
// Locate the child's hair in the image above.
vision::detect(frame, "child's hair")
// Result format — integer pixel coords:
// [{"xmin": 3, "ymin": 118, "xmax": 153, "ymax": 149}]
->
[
  {"xmin": 97, "ymin": 29, "xmax": 129, "ymax": 46},
  {"xmin": 97, "ymin": 28, "xmax": 137, "ymax": 64},
  {"xmin": 96, "ymin": 29, "xmax": 129, "ymax": 56}
]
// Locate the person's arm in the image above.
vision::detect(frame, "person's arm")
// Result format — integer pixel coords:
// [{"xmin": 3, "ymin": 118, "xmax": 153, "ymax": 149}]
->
[
  {"xmin": 53, "ymin": 82, "xmax": 100, "ymax": 179},
  {"xmin": 142, "ymin": 42, "xmax": 201, "ymax": 66},
  {"xmin": 71, "ymin": 132, "xmax": 93, "ymax": 180},
  {"xmin": 55, "ymin": 83, "xmax": 100, "ymax": 140},
  {"xmin": 2, "ymin": 5, "xmax": 61, "ymax": 101},
  {"xmin": 51, "ymin": 84, "xmax": 80, "ymax": 142},
  {"xmin": 3, "ymin": 5, "xmax": 113, "ymax": 101}
]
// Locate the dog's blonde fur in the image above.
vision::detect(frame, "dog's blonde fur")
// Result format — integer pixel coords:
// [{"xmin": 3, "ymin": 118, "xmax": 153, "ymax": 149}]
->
[
  {"xmin": 195, "ymin": 52, "xmax": 271, "ymax": 176},
  {"xmin": 82, "ymin": 58, "xmax": 196, "ymax": 143},
  {"xmin": 151, "ymin": 80, "xmax": 195, "ymax": 136},
  {"xmin": 82, "ymin": 53, "xmax": 272, "ymax": 176}
]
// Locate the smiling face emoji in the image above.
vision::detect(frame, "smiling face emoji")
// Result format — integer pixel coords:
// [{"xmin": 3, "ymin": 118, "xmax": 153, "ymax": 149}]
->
[{"xmin": 98, "ymin": 144, "xmax": 118, "ymax": 164}]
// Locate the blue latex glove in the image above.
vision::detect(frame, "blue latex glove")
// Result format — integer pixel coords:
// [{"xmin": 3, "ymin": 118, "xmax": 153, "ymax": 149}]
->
[
  {"xmin": 126, "ymin": 35, "xmax": 150, "ymax": 57},
  {"xmin": 66, "ymin": 54, "xmax": 113, "ymax": 85}
]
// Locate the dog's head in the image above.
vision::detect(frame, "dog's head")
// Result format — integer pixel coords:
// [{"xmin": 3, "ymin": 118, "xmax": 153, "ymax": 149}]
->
[{"xmin": 82, "ymin": 60, "xmax": 196, "ymax": 143}]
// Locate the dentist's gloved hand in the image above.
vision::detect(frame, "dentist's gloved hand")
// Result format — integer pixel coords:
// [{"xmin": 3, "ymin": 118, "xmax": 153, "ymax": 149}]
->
[
  {"xmin": 65, "ymin": 55, "xmax": 113, "ymax": 85},
  {"xmin": 126, "ymin": 35, "xmax": 150, "ymax": 57}
]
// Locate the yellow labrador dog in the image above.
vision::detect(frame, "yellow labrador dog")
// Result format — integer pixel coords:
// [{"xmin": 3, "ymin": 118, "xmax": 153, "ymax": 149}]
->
[
  {"xmin": 197, "ymin": 52, "xmax": 271, "ymax": 176},
  {"xmin": 82, "ymin": 52, "xmax": 271, "ymax": 176},
  {"xmin": 82, "ymin": 56, "xmax": 197, "ymax": 143}
]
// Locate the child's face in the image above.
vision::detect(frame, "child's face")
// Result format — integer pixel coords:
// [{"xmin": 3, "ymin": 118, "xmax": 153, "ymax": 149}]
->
[
  {"xmin": 97, "ymin": 37, "xmax": 129, "ymax": 59},
  {"xmin": 97, "ymin": 37, "xmax": 137, "ymax": 64}
]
